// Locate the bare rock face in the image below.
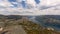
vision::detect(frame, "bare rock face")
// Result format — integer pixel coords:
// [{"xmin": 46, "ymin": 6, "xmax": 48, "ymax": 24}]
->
[{"xmin": 3, "ymin": 25, "xmax": 27, "ymax": 34}]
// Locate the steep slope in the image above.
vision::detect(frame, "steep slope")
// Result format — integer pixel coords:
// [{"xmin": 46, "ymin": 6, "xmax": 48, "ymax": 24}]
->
[
  {"xmin": 0, "ymin": 16, "xmax": 60, "ymax": 34},
  {"xmin": 35, "ymin": 15, "xmax": 60, "ymax": 31}
]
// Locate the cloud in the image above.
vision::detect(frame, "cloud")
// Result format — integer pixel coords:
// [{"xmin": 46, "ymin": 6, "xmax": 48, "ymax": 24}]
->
[
  {"xmin": 40, "ymin": 0, "xmax": 60, "ymax": 6},
  {"xmin": 0, "ymin": 0, "xmax": 60, "ymax": 15},
  {"xmin": 38, "ymin": 0, "xmax": 60, "ymax": 15},
  {"xmin": 26, "ymin": 0, "xmax": 36, "ymax": 7},
  {"xmin": 40, "ymin": 0, "xmax": 60, "ymax": 9}
]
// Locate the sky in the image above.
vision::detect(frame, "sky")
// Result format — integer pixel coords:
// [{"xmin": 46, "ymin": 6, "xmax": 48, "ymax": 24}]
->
[{"xmin": 0, "ymin": 0, "xmax": 60, "ymax": 15}]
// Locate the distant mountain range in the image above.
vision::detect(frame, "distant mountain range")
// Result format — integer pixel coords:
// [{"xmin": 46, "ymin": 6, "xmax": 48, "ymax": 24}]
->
[
  {"xmin": 0, "ymin": 15, "xmax": 22, "ymax": 20},
  {"xmin": 35, "ymin": 15, "xmax": 60, "ymax": 31},
  {"xmin": 0, "ymin": 15, "xmax": 60, "ymax": 31},
  {"xmin": 0, "ymin": 15, "xmax": 60, "ymax": 34}
]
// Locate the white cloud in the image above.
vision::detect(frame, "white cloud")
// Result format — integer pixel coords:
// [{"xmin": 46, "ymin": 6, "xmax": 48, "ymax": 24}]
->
[
  {"xmin": 0, "ymin": 0, "xmax": 13, "ymax": 7},
  {"xmin": 0, "ymin": 0, "xmax": 60, "ymax": 15},
  {"xmin": 40, "ymin": 0, "xmax": 60, "ymax": 6},
  {"xmin": 39, "ymin": 0, "xmax": 60, "ymax": 15},
  {"xmin": 26, "ymin": 0, "xmax": 36, "ymax": 7}
]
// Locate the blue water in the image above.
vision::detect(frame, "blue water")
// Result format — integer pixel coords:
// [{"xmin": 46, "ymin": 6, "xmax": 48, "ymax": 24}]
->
[
  {"xmin": 44, "ymin": 23, "xmax": 60, "ymax": 28},
  {"xmin": 35, "ymin": 15, "xmax": 60, "ymax": 30}
]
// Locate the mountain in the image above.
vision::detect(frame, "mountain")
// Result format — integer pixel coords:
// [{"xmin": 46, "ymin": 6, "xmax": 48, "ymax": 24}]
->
[
  {"xmin": 35, "ymin": 15, "xmax": 60, "ymax": 31},
  {"xmin": 0, "ymin": 16, "xmax": 60, "ymax": 34},
  {"xmin": 5, "ymin": 15, "xmax": 22, "ymax": 20},
  {"xmin": 0, "ymin": 15, "xmax": 22, "ymax": 20}
]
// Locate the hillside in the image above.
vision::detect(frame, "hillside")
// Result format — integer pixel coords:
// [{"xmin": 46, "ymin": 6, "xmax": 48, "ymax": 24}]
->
[
  {"xmin": 35, "ymin": 15, "xmax": 60, "ymax": 31},
  {"xmin": 0, "ymin": 15, "xmax": 60, "ymax": 34}
]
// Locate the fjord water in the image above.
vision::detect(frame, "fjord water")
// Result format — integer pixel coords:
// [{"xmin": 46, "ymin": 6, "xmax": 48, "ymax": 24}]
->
[{"xmin": 34, "ymin": 15, "xmax": 60, "ymax": 31}]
